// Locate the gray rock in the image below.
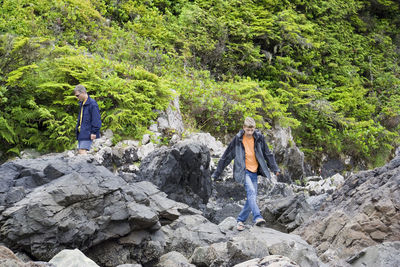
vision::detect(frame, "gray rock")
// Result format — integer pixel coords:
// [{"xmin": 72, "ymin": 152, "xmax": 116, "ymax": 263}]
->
[
  {"xmin": 161, "ymin": 214, "xmax": 226, "ymax": 257},
  {"xmin": 218, "ymin": 216, "xmax": 238, "ymax": 234},
  {"xmin": 142, "ymin": 134, "xmax": 151, "ymax": 145},
  {"xmin": 156, "ymin": 251, "xmax": 194, "ymax": 267},
  {"xmin": 294, "ymin": 155, "xmax": 400, "ymax": 263},
  {"xmin": 0, "ymin": 245, "xmax": 55, "ymax": 267},
  {"xmin": 234, "ymin": 255, "xmax": 300, "ymax": 267},
  {"xmin": 348, "ymin": 241, "xmax": 400, "ymax": 267},
  {"xmin": 230, "ymin": 227, "xmax": 324, "ymax": 267},
  {"xmin": 189, "ymin": 226, "xmax": 325, "ymax": 267},
  {"xmin": 137, "ymin": 142, "xmax": 156, "ymax": 160},
  {"xmin": 184, "ymin": 132, "xmax": 225, "ymax": 157},
  {"xmin": 139, "ymin": 142, "xmax": 212, "ymax": 209},
  {"xmin": 0, "ymin": 157, "xmax": 187, "ymax": 263},
  {"xmin": 267, "ymin": 126, "xmax": 305, "ymax": 183},
  {"xmin": 49, "ymin": 249, "xmax": 99, "ymax": 267}
]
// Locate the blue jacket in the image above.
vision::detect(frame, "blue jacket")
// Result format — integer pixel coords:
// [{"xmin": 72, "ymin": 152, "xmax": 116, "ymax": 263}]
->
[
  {"xmin": 212, "ymin": 129, "xmax": 280, "ymax": 184},
  {"xmin": 76, "ymin": 96, "xmax": 101, "ymax": 141}
]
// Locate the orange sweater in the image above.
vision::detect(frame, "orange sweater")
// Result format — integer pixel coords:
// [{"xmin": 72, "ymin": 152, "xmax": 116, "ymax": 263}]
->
[{"xmin": 242, "ymin": 135, "xmax": 258, "ymax": 172}]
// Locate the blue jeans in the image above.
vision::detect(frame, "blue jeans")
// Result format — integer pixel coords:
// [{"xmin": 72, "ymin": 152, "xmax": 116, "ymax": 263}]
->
[{"xmin": 237, "ymin": 170, "xmax": 263, "ymax": 223}]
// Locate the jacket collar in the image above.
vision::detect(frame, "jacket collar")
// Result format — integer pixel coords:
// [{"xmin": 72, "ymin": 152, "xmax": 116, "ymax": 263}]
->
[
  {"xmin": 80, "ymin": 95, "xmax": 92, "ymax": 105},
  {"xmin": 237, "ymin": 129, "xmax": 261, "ymax": 140}
]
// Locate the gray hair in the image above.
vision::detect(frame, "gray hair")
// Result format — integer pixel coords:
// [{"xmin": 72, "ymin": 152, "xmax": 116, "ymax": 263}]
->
[
  {"xmin": 74, "ymin": 84, "xmax": 87, "ymax": 93},
  {"xmin": 243, "ymin": 117, "xmax": 256, "ymax": 128}
]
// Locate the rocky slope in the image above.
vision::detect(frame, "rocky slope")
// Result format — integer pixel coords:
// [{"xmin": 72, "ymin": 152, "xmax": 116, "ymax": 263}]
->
[
  {"xmin": 0, "ymin": 130, "xmax": 399, "ymax": 266},
  {"xmin": 293, "ymin": 154, "xmax": 400, "ymax": 264}
]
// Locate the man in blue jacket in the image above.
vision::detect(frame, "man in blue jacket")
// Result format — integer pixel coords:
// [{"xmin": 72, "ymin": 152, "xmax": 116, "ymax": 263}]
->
[
  {"xmin": 211, "ymin": 117, "xmax": 280, "ymax": 231},
  {"xmin": 74, "ymin": 84, "xmax": 102, "ymax": 155}
]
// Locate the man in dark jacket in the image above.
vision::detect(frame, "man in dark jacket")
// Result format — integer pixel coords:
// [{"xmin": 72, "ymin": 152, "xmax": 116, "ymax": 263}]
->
[
  {"xmin": 74, "ymin": 84, "xmax": 101, "ymax": 155},
  {"xmin": 211, "ymin": 117, "xmax": 280, "ymax": 231}
]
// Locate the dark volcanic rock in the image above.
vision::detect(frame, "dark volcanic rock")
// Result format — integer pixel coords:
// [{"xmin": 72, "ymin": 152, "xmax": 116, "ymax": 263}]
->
[
  {"xmin": 0, "ymin": 155, "xmax": 187, "ymax": 262},
  {"xmin": 139, "ymin": 141, "xmax": 212, "ymax": 209}
]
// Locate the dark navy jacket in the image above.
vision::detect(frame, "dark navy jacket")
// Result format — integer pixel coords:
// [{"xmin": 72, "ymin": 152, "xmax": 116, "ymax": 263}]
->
[
  {"xmin": 76, "ymin": 96, "xmax": 101, "ymax": 141},
  {"xmin": 212, "ymin": 129, "xmax": 280, "ymax": 184}
]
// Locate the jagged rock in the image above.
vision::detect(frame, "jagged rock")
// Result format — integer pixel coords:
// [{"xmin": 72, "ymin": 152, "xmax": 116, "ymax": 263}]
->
[
  {"xmin": 293, "ymin": 155, "xmax": 400, "ymax": 264},
  {"xmin": 3, "ymin": 138, "xmax": 398, "ymax": 266},
  {"xmin": 206, "ymin": 175, "xmax": 320, "ymax": 233},
  {"xmin": 267, "ymin": 126, "xmax": 306, "ymax": 183},
  {"xmin": 347, "ymin": 241, "xmax": 400, "ymax": 267},
  {"xmin": 49, "ymin": 249, "xmax": 99, "ymax": 267},
  {"xmin": 139, "ymin": 142, "xmax": 212, "ymax": 209},
  {"xmin": 218, "ymin": 216, "xmax": 238, "ymax": 234},
  {"xmin": 205, "ymin": 177, "xmax": 245, "ymax": 224},
  {"xmin": 92, "ymin": 141, "xmax": 139, "ymax": 171},
  {"xmin": 161, "ymin": 214, "xmax": 226, "ymax": 257},
  {"xmin": 320, "ymin": 158, "xmax": 345, "ymax": 178},
  {"xmin": 137, "ymin": 142, "xmax": 156, "ymax": 160},
  {"xmin": 0, "ymin": 246, "xmax": 54, "ymax": 267},
  {"xmin": 156, "ymin": 251, "xmax": 195, "ymax": 267},
  {"xmin": 85, "ymin": 203, "xmax": 200, "ymax": 267},
  {"xmin": 184, "ymin": 132, "xmax": 225, "ymax": 157},
  {"xmin": 233, "ymin": 255, "xmax": 300, "ymax": 267},
  {"xmin": 0, "ymin": 156, "xmax": 189, "ymax": 262},
  {"xmin": 142, "ymin": 134, "xmax": 151, "ymax": 145},
  {"xmin": 305, "ymin": 173, "xmax": 345, "ymax": 195},
  {"xmin": 155, "ymin": 91, "xmax": 185, "ymax": 136},
  {"xmin": 188, "ymin": 226, "xmax": 324, "ymax": 267}
]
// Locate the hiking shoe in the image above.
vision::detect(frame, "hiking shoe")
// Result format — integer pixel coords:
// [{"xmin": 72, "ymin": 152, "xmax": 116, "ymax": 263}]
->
[
  {"xmin": 255, "ymin": 218, "xmax": 266, "ymax": 226},
  {"xmin": 236, "ymin": 221, "xmax": 245, "ymax": 231}
]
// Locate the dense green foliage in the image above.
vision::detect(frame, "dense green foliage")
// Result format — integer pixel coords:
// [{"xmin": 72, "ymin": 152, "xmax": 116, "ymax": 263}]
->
[{"xmin": 1, "ymin": 0, "xmax": 399, "ymax": 169}]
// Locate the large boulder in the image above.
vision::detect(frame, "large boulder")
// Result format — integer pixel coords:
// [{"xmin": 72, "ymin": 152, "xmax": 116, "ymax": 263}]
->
[
  {"xmin": 0, "ymin": 155, "xmax": 189, "ymax": 262},
  {"xmin": 187, "ymin": 223, "xmax": 325, "ymax": 267},
  {"xmin": 49, "ymin": 249, "xmax": 99, "ymax": 267},
  {"xmin": 267, "ymin": 126, "xmax": 306, "ymax": 183},
  {"xmin": 139, "ymin": 142, "xmax": 212, "ymax": 209}
]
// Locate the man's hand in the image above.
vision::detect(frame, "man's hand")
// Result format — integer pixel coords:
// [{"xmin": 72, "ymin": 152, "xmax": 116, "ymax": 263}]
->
[
  {"xmin": 90, "ymin": 134, "xmax": 96, "ymax": 140},
  {"xmin": 275, "ymin": 172, "xmax": 280, "ymax": 176}
]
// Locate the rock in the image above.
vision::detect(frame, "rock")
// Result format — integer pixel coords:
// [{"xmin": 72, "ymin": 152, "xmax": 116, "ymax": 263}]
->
[
  {"xmin": 188, "ymin": 226, "xmax": 324, "ymax": 267},
  {"xmin": 0, "ymin": 157, "xmax": 187, "ymax": 263},
  {"xmin": 184, "ymin": 132, "xmax": 225, "ymax": 157},
  {"xmin": 139, "ymin": 142, "xmax": 212, "ymax": 209},
  {"xmin": 257, "ymin": 182, "xmax": 316, "ymax": 232},
  {"xmin": 294, "ymin": 156, "xmax": 400, "ymax": 264},
  {"xmin": 233, "ymin": 255, "xmax": 300, "ymax": 267},
  {"xmin": 49, "ymin": 249, "xmax": 99, "ymax": 267},
  {"xmin": 137, "ymin": 142, "xmax": 156, "ymax": 160},
  {"xmin": 320, "ymin": 158, "xmax": 345, "ymax": 178},
  {"xmin": 347, "ymin": 241, "xmax": 400, "ymax": 267},
  {"xmin": 305, "ymin": 173, "xmax": 345, "ymax": 195},
  {"xmin": 142, "ymin": 134, "xmax": 151, "ymax": 145},
  {"xmin": 239, "ymin": 227, "xmax": 323, "ymax": 267},
  {"xmin": 0, "ymin": 246, "xmax": 54, "ymax": 267},
  {"xmin": 156, "ymin": 251, "xmax": 194, "ymax": 267},
  {"xmin": 218, "ymin": 216, "xmax": 238, "ymax": 234},
  {"xmin": 267, "ymin": 126, "xmax": 305, "ymax": 183},
  {"xmin": 161, "ymin": 214, "xmax": 226, "ymax": 258}
]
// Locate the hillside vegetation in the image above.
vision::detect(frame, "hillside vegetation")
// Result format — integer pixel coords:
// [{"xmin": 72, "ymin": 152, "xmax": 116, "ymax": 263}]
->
[{"xmin": 0, "ymin": 0, "xmax": 399, "ymax": 169}]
